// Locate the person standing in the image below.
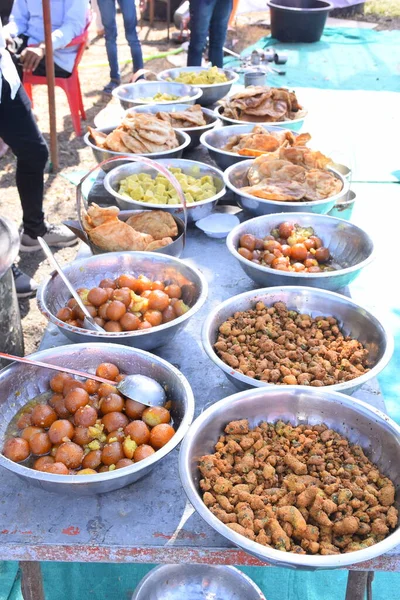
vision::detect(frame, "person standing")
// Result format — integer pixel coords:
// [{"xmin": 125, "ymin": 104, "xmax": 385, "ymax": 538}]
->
[
  {"xmin": 0, "ymin": 16, "xmax": 76, "ymax": 298},
  {"xmin": 187, "ymin": 0, "xmax": 233, "ymax": 68},
  {"xmin": 97, "ymin": 0, "xmax": 144, "ymax": 95}
]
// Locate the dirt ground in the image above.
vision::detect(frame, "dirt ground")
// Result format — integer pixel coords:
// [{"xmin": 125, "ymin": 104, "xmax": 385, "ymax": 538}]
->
[{"xmin": 0, "ymin": 8, "xmax": 397, "ymax": 355}]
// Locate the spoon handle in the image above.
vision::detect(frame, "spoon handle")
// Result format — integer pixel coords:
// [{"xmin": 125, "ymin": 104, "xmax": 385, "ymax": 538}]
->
[
  {"xmin": 37, "ymin": 237, "xmax": 94, "ymax": 323},
  {"xmin": 0, "ymin": 351, "xmax": 113, "ymax": 386}
]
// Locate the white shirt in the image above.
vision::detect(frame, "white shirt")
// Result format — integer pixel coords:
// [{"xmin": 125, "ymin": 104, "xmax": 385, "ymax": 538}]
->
[
  {"xmin": 0, "ymin": 17, "xmax": 21, "ymax": 103},
  {"xmin": 8, "ymin": 0, "xmax": 88, "ymax": 74}
]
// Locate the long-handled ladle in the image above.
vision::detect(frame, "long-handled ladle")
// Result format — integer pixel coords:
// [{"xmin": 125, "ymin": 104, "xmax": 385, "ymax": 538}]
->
[{"xmin": 0, "ymin": 352, "xmax": 166, "ymax": 408}]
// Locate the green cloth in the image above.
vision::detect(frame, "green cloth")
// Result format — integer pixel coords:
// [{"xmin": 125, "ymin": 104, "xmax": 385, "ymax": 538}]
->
[
  {"xmin": 2, "ymin": 561, "xmax": 400, "ymax": 599},
  {"xmin": 224, "ymin": 27, "xmax": 400, "ymax": 92}
]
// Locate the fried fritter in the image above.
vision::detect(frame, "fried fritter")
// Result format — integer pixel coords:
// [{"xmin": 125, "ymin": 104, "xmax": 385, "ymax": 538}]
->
[
  {"xmin": 88, "ymin": 220, "xmax": 153, "ymax": 251},
  {"xmin": 126, "ymin": 211, "xmax": 178, "ymax": 240}
]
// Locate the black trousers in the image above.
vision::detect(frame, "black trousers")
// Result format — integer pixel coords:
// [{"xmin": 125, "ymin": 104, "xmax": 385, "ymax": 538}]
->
[
  {"xmin": 12, "ymin": 35, "xmax": 72, "ymax": 79},
  {"xmin": 0, "ymin": 78, "xmax": 49, "ymax": 237}
]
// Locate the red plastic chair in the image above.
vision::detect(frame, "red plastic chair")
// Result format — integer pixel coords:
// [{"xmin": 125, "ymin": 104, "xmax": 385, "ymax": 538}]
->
[{"xmin": 23, "ymin": 21, "xmax": 90, "ymax": 136}]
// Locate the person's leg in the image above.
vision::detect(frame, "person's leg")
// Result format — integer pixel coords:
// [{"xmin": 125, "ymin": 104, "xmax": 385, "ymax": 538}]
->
[
  {"xmin": 0, "ymin": 79, "xmax": 48, "ymax": 238},
  {"xmin": 32, "ymin": 59, "xmax": 72, "ymax": 78},
  {"xmin": 117, "ymin": 0, "xmax": 143, "ymax": 72},
  {"xmin": 0, "ymin": 78, "xmax": 77, "ymax": 251},
  {"xmin": 91, "ymin": 0, "xmax": 104, "ymax": 35},
  {"xmin": 187, "ymin": 0, "xmax": 214, "ymax": 67},
  {"xmin": 97, "ymin": 0, "xmax": 120, "ymax": 83},
  {"xmin": 208, "ymin": 0, "xmax": 232, "ymax": 67}
]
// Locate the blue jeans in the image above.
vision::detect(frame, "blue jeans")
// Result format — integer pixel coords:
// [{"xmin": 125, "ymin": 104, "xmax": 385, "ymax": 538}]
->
[
  {"xmin": 98, "ymin": 0, "xmax": 144, "ymax": 80},
  {"xmin": 188, "ymin": 0, "xmax": 233, "ymax": 68}
]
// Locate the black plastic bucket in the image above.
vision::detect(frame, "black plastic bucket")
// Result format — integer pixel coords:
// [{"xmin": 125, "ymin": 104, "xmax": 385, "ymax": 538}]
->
[{"xmin": 267, "ymin": 0, "xmax": 333, "ymax": 43}]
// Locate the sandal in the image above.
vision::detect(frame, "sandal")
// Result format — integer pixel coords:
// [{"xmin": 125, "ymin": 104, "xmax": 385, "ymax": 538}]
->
[{"xmin": 102, "ymin": 79, "xmax": 121, "ymax": 95}]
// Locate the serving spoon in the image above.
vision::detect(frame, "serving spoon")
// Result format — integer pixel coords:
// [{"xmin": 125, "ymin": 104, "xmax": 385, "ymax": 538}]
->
[
  {"xmin": 0, "ymin": 352, "xmax": 166, "ymax": 408},
  {"xmin": 37, "ymin": 236, "xmax": 104, "ymax": 333}
]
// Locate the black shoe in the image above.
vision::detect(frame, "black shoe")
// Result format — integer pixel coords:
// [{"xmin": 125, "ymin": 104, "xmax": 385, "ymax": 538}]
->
[{"xmin": 12, "ymin": 265, "xmax": 39, "ymax": 299}]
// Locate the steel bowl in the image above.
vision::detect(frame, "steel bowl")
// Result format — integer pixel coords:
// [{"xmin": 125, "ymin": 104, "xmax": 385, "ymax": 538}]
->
[
  {"xmin": 227, "ymin": 212, "xmax": 374, "ymax": 291},
  {"xmin": 83, "ymin": 127, "xmax": 191, "ymax": 173},
  {"xmin": 200, "ymin": 123, "xmax": 295, "ymax": 170},
  {"xmin": 157, "ymin": 67, "xmax": 240, "ymax": 106},
  {"xmin": 37, "ymin": 252, "xmax": 208, "ymax": 350},
  {"xmin": 112, "ymin": 81, "xmax": 203, "ymax": 110},
  {"xmin": 202, "ymin": 286, "xmax": 393, "ymax": 395},
  {"xmin": 179, "ymin": 385, "xmax": 400, "ymax": 569},
  {"xmin": 65, "ymin": 210, "xmax": 185, "ymax": 258},
  {"xmin": 103, "ymin": 159, "xmax": 226, "ymax": 223},
  {"xmin": 125, "ymin": 103, "xmax": 219, "ymax": 150},
  {"xmin": 0, "ymin": 343, "xmax": 194, "ymax": 495},
  {"xmin": 224, "ymin": 160, "xmax": 349, "ymax": 216},
  {"xmin": 214, "ymin": 104, "xmax": 308, "ymax": 131},
  {"xmin": 131, "ymin": 565, "xmax": 266, "ymax": 599}
]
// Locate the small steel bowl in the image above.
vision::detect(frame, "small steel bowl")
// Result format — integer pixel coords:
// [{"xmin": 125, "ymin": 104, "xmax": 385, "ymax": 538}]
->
[
  {"xmin": 125, "ymin": 103, "xmax": 219, "ymax": 150},
  {"xmin": 200, "ymin": 123, "xmax": 294, "ymax": 171},
  {"xmin": 131, "ymin": 565, "xmax": 266, "ymax": 599},
  {"xmin": 202, "ymin": 286, "xmax": 393, "ymax": 395},
  {"xmin": 227, "ymin": 212, "xmax": 374, "ymax": 291},
  {"xmin": 103, "ymin": 158, "xmax": 226, "ymax": 223},
  {"xmin": 224, "ymin": 160, "xmax": 349, "ymax": 216},
  {"xmin": 157, "ymin": 67, "xmax": 240, "ymax": 106},
  {"xmin": 215, "ymin": 104, "xmax": 308, "ymax": 131},
  {"xmin": 112, "ymin": 81, "xmax": 203, "ymax": 110},
  {"xmin": 179, "ymin": 385, "xmax": 400, "ymax": 569},
  {"xmin": 83, "ymin": 127, "xmax": 191, "ymax": 173},
  {"xmin": 0, "ymin": 343, "xmax": 194, "ymax": 495},
  {"xmin": 37, "ymin": 252, "xmax": 208, "ymax": 350}
]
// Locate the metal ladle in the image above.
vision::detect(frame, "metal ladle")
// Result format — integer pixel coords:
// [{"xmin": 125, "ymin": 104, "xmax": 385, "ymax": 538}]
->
[
  {"xmin": 37, "ymin": 236, "xmax": 104, "ymax": 332},
  {"xmin": 0, "ymin": 352, "xmax": 167, "ymax": 408}
]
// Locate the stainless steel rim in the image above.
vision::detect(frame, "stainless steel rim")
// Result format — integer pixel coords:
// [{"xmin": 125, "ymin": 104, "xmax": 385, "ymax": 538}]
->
[
  {"xmin": 37, "ymin": 252, "xmax": 209, "ymax": 339},
  {"xmin": 103, "ymin": 158, "xmax": 226, "ymax": 210},
  {"xmin": 224, "ymin": 159, "xmax": 349, "ymax": 209},
  {"xmin": 0, "ymin": 343, "xmax": 195, "ymax": 485},
  {"xmin": 158, "ymin": 67, "xmax": 240, "ymax": 88},
  {"xmin": 83, "ymin": 128, "xmax": 191, "ymax": 159},
  {"xmin": 226, "ymin": 211, "xmax": 375, "ymax": 280},
  {"xmin": 201, "ymin": 285, "xmax": 394, "ymax": 394},
  {"xmin": 111, "ymin": 81, "xmax": 204, "ymax": 105},
  {"xmin": 214, "ymin": 104, "xmax": 308, "ymax": 127},
  {"xmin": 179, "ymin": 386, "xmax": 400, "ymax": 569}
]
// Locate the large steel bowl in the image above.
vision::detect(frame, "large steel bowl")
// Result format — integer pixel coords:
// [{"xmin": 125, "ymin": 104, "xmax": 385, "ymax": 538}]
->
[
  {"xmin": 131, "ymin": 565, "xmax": 266, "ymax": 599},
  {"xmin": 224, "ymin": 160, "xmax": 349, "ymax": 216},
  {"xmin": 157, "ymin": 67, "xmax": 239, "ymax": 106},
  {"xmin": 83, "ymin": 126, "xmax": 191, "ymax": 173},
  {"xmin": 0, "ymin": 343, "xmax": 194, "ymax": 495},
  {"xmin": 112, "ymin": 81, "xmax": 203, "ymax": 110},
  {"xmin": 214, "ymin": 104, "xmax": 308, "ymax": 131},
  {"xmin": 227, "ymin": 212, "xmax": 375, "ymax": 291},
  {"xmin": 103, "ymin": 159, "xmax": 226, "ymax": 223},
  {"xmin": 202, "ymin": 286, "xmax": 393, "ymax": 395},
  {"xmin": 37, "ymin": 252, "xmax": 208, "ymax": 350},
  {"xmin": 200, "ymin": 123, "xmax": 295, "ymax": 171},
  {"xmin": 179, "ymin": 385, "xmax": 400, "ymax": 569},
  {"xmin": 125, "ymin": 103, "xmax": 219, "ymax": 150}
]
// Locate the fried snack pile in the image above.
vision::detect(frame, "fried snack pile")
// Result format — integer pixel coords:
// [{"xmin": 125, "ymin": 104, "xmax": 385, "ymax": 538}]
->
[
  {"xmin": 214, "ymin": 301, "xmax": 369, "ymax": 386},
  {"xmin": 223, "ymin": 126, "xmax": 309, "ymax": 158},
  {"xmin": 156, "ymin": 104, "xmax": 207, "ymax": 129},
  {"xmin": 118, "ymin": 167, "xmax": 217, "ymax": 205},
  {"xmin": 241, "ymin": 147, "xmax": 342, "ymax": 202},
  {"xmin": 82, "ymin": 203, "xmax": 177, "ymax": 252},
  {"xmin": 3, "ymin": 362, "xmax": 176, "ymax": 475},
  {"xmin": 220, "ymin": 86, "xmax": 303, "ymax": 123},
  {"xmin": 172, "ymin": 66, "xmax": 228, "ymax": 85},
  {"xmin": 88, "ymin": 113, "xmax": 179, "ymax": 154},
  {"xmin": 199, "ymin": 419, "xmax": 398, "ymax": 555}
]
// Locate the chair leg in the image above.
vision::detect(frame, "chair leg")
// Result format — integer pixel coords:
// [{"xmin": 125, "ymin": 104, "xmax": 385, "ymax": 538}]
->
[
  {"xmin": 62, "ymin": 82, "xmax": 82, "ymax": 136},
  {"xmin": 77, "ymin": 80, "xmax": 86, "ymax": 120},
  {"xmin": 24, "ymin": 83, "xmax": 34, "ymax": 107}
]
